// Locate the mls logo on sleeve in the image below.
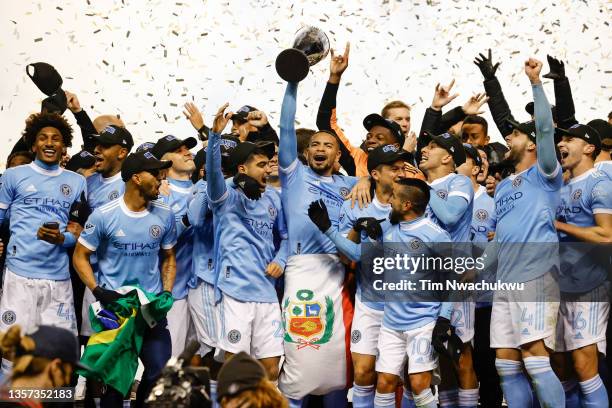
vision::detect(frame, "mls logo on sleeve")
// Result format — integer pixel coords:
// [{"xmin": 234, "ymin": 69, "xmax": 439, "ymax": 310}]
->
[
  {"xmin": 268, "ymin": 205, "xmax": 277, "ymax": 218},
  {"xmin": 149, "ymin": 225, "xmax": 162, "ymax": 238},
  {"xmin": 436, "ymin": 190, "xmax": 448, "ymax": 200},
  {"xmin": 84, "ymin": 223, "xmax": 95, "ymax": 233}
]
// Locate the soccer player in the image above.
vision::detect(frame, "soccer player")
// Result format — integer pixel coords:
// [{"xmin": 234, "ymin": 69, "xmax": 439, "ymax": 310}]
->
[
  {"xmin": 590, "ymin": 119, "xmax": 612, "ymax": 175},
  {"xmin": 490, "ymin": 58, "xmax": 565, "ymax": 407},
  {"xmin": 80, "ymin": 124, "xmax": 134, "ymax": 340},
  {"xmin": 206, "ymin": 103, "xmax": 287, "ymax": 382},
  {"xmin": 73, "ymin": 150, "xmax": 177, "ymax": 407},
  {"xmin": 0, "ymin": 112, "xmax": 86, "ymax": 379},
  {"xmin": 457, "ymin": 143, "xmax": 501, "ymax": 407},
  {"xmin": 151, "ymin": 134, "xmax": 197, "ymax": 356},
  {"xmin": 308, "ymin": 178, "xmax": 449, "ymax": 408},
  {"xmin": 317, "ymin": 42, "xmax": 405, "ymax": 176},
  {"xmin": 419, "ymin": 130, "xmax": 478, "ymax": 407},
  {"xmin": 278, "ymin": 81, "xmax": 359, "ymax": 406},
  {"xmin": 553, "ymin": 123, "xmax": 612, "ymax": 406},
  {"xmin": 337, "ymin": 145, "xmax": 411, "ymax": 407}
]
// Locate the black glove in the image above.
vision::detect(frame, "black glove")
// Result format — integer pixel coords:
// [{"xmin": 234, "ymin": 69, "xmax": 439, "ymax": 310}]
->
[
  {"xmin": 473, "ymin": 49, "xmax": 500, "ymax": 80},
  {"xmin": 432, "ymin": 316, "xmax": 453, "ymax": 355},
  {"xmin": 69, "ymin": 191, "xmax": 91, "ymax": 225},
  {"xmin": 543, "ymin": 54, "xmax": 565, "ymax": 80},
  {"xmin": 308, "ymin": 199, "xmax": 331, "ymax": 233},
  {"xmin": 354, "ymin": 217, "xmax": 385, "ymax": 240},
  {"xmin": 233, "ymin": 173, "xmax": 262, "ymax": 200},
  {"xmin": 93, "ymin": 286, "xmax": 124, "ymax": 307}
]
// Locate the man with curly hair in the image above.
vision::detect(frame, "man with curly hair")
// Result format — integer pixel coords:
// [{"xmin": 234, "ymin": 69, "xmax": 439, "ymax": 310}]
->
[{"xmin": 0, "ymin": 111, "xmax": 86, "ymax": 379}]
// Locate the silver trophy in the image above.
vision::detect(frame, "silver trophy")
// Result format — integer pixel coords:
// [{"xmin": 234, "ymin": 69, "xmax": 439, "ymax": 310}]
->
[{"xmin": 275, "ymin": 26, "xmax": 330, "ymax": 82}]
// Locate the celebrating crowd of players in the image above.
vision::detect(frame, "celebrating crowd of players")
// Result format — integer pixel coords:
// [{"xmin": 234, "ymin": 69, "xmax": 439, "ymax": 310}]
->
[{"xmin": 0, "ymin": 43, "xmax": 610, "ymax": 408}]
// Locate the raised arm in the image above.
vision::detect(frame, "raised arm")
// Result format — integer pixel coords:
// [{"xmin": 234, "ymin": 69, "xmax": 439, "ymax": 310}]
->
[
  {"xmin": 526, "ymin": 58, "xmax": 557, "ymax": 177},
  {"xmin": 543, "ymin": 55, "xmax": 577, "ymax": 128},
  {"xmin": 206, "ymin": 103, "xmax": 233, "ymax": 202},
  {"xmin": 429, "ymin": 195, "xmax": 470, "ymax": 227},
  {"xmin": 279, "ymin": 83, "xmax": 298, "ymax": 168}
]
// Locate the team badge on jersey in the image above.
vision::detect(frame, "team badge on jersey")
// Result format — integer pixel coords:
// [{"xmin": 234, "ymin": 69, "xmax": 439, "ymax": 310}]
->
[
  {"xmin": 60, "ymin": 184, "xmax": 72, "ymax": 197},
  {"xmin": 149, "ymin": 225, "xmax": 162, "ymax": 238},
  {"xmin": 572, "ymin": 189, "xmax": 582, "ymax": 201},
  {"xmin": 476, "ymin": 209, "xmax": 488, "ymax": 221},
  {"xmin": 283, "ymin": 289, "xmax": 334, "ymax": 350},
  {"xmin": 436, "ymin": 190, "xmax": 448, "ymax": 199},
  {"xmin": 339, "ymin": 187, "xmax": 350, "ymax": 198},
  {"xmin": 410, "ymin": 238, "xmax": 422, "ymax": 250},
  {"xmin": 512, "ymin": 176, "xmax": 522, "ymax": 188},
  {"xmin": 1, "ymin": 310, "xmax": 16, "ymax": 325},
  {"xmin": 108, "ymin": 190, "xmax": 119, "ymax": 201},
  {"xmin": 268, "ymin": 205, "xmax": 277, "ymax": 218}
]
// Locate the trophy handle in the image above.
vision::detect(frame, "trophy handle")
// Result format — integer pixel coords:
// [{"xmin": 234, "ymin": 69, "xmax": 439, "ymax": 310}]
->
[{"xmin": 275, "ymin": 48, "xmax": 310, "ymax": 83}]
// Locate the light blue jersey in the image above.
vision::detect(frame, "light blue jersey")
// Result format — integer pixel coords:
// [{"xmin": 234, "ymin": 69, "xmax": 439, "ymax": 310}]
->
[
  {"xmin": 557, "ymin": 168, "xmax": 612, "ymax": 292},
  {"xmin": 426, "ymin": 173, "xmax": 474, "ymax": 243},
  {"xmin": 338, "ymin": 195, "xmax": 391, "ymax": 311},
  {"xmin": 381, "ymin": 216, "xmax": 451, "ymax": 331},
  {"xmin": 86, "ymin": 172, "xmax": 124, "ymax": 211},
  {"xmin": 187, "ymin": 179, "xmax": 215, "ymax": 286},
  {"xmin": 280, "ymin": 160, "xmax": 357, "ymax": 255},
  {"xmin": 594, "ymin": 160, "xmax": 612, "ymax": 179},
  {"xmin": 210, "ymin": 187, "xmax": 287, "ymax": 303},
  {"xmin": 0, "ymin": 161, "xmax": 86, "ymax": 280},
  {"xmin": 78, "ymin": 197, "xmax": 177, "ymax": 293},
  {"xmin": 494, "ymin": 164, "xmax": 563, "ymax": 283},
  {"xmin": 471, "ymin": 185, "xmax": 496, "ymax": 306},
  {"xmin": 471, "ymin": 185, "xmax": 496, "ymax": 243},
  {"xmin": 159, "ymin": 178, "xmax": 194, "ymax": 300}
]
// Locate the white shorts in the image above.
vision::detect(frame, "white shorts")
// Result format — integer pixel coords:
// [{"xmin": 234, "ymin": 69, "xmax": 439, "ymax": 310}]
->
[
  {"xmin": 0, "ymin": 269, "xmax": 77, "ymax": 335},
  {"xmin": 555, "ymin": 284, "xmax": 609, "ymax": 354},
  {"xmin": 450, "ymin": 301, "xmax": 475, "ymax": 343},
  {"xmin": 167, "ymin": 297, "xmax": 196, "ymax": 357},
  {"xmin": 490, "ymin": 273, "xmax": 559, "ymax": 350},
  {"xmin": 188, "ymin": 281, "xmax": 221, "ymax": 356},
  {"xmin": 351, "ymin": 296, "xmax": 383, "ymax": 356},
  {"xmin": 219, "ymin": 293, "xmax": 284, "ymax": 359},
  {"xmin": 80, "ymin": 287, "xmax": 96, "ymax": 336},
  {"xmin": 375, "ymin": 321, "xmax": 438, "ymax": 376}
]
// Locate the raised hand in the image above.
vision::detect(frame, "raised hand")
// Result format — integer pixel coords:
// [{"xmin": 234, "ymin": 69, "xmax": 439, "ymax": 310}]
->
[
  {"xmin": 473, "ymin": 49, "xmax": 500, "ymax": 80},
  {"xmin": 183, "ymin": 102, "xmax": 205, "ymax": 130},
  {"xmin": 543, "ymin": 55, "xmax": 565, "ymax": 80},
  {"xmin": 524, "ymin": 58, "xmax": 543, "ymax": 84},
  {"xmin": 462, "ymin": 93, "xmax": 489, "ymax": 115},
  {"xmin": 329, "ymin": 42, "xmax": 350, "ymax": 84},
  {"xmin": 65, "ymin": 90, "xmax": 82, "ymax": 113},
  {"xmin": 246, "ymin": 110, "xmax": 268, "ymax": 128},
  {"xmin": 431, "ymin": 79, "xmax": 459, "ymax": 111},
  {"xmin": 212, "ymin": 103, "xmax": 233, "ymax": 134}
]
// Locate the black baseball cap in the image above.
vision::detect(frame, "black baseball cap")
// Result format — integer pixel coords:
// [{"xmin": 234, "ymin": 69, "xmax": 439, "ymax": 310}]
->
[
  {"xmin": 462, "ymin": 143, "xmax": 482, "ymax": 167},
  {"xmin": 217, "ymin": 352, "xmax": 266, "ymax": 402},
  {"xmin": 93, "ymin": 125, "xmax": 134, "ymax": 149},
  {"xmin": 136, "ymin": 142, "xmax": 156, "ymax": 153},
  {"xmin": 525, "ymin": 102, "xmax": 558, "ymax": 123},
  {"xmin": 191, "ymin": 148, "xmax": 206, "ymax": 183},
  {"xmin": 556, "ymin": 123, "xmax": 601, "ymax": 148},
  {"xmin": 507, "ymin": 119, "xmax": 537, "ymax": 142},
  {"xmin": 363, "ymin": 113, "xmax": 405, "ymax": 147},
  {"xmin": 367, "ymin": 144, "xmax": 413, "ymax": 173},
  {"xmin": 587, "ymin": 119, "xmax": 612, "ymax": 149},
  {"xmin": 121, "ymin": 150, "xmax": 172, "ymax": 182},
  {"xmin": 219, "ymin": 134, "xmax": 240, "ymax": 172},
  {"xmin": 420, "ymin": 131, "xmax": 466, "ymax": 166},
  {"xmin": 151, "ymin": 134, "xmax": 197, "ymax": 159},
  {"xmin": 225, "ymin": 141, "xmax": 275, "ymax": 173},
  {"xmin": 65, "ymin": 150, "xmax": 96, "ymax": 172},
  {"xmin": 231, "ymin": 105, "xmax": 258, "ymax": 123},
  {"xmin": 23, "ymin": 325, "xmax": 91, "ymax": 372}
]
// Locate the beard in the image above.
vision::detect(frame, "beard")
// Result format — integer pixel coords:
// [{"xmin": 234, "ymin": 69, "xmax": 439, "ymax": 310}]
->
[{"xmin": 389, "ymin": 209, "xmax": 402, "ymax": 225}]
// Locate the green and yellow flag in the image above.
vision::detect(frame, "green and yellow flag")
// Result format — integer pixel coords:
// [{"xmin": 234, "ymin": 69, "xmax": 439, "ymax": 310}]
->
[{"xmin": 77, "ymin": 286, "xmax": 173, "ymax": 396}]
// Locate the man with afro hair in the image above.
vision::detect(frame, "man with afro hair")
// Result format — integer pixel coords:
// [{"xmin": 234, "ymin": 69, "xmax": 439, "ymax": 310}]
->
[{"xmin": 0, "ymin": 111, "xmax": 86, "ymax": 379}]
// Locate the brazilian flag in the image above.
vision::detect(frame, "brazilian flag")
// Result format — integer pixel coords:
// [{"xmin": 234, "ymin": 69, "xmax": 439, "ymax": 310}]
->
[{"xmin": 77, "ymin": 286, "xmax": 173, "ymax": 396}]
